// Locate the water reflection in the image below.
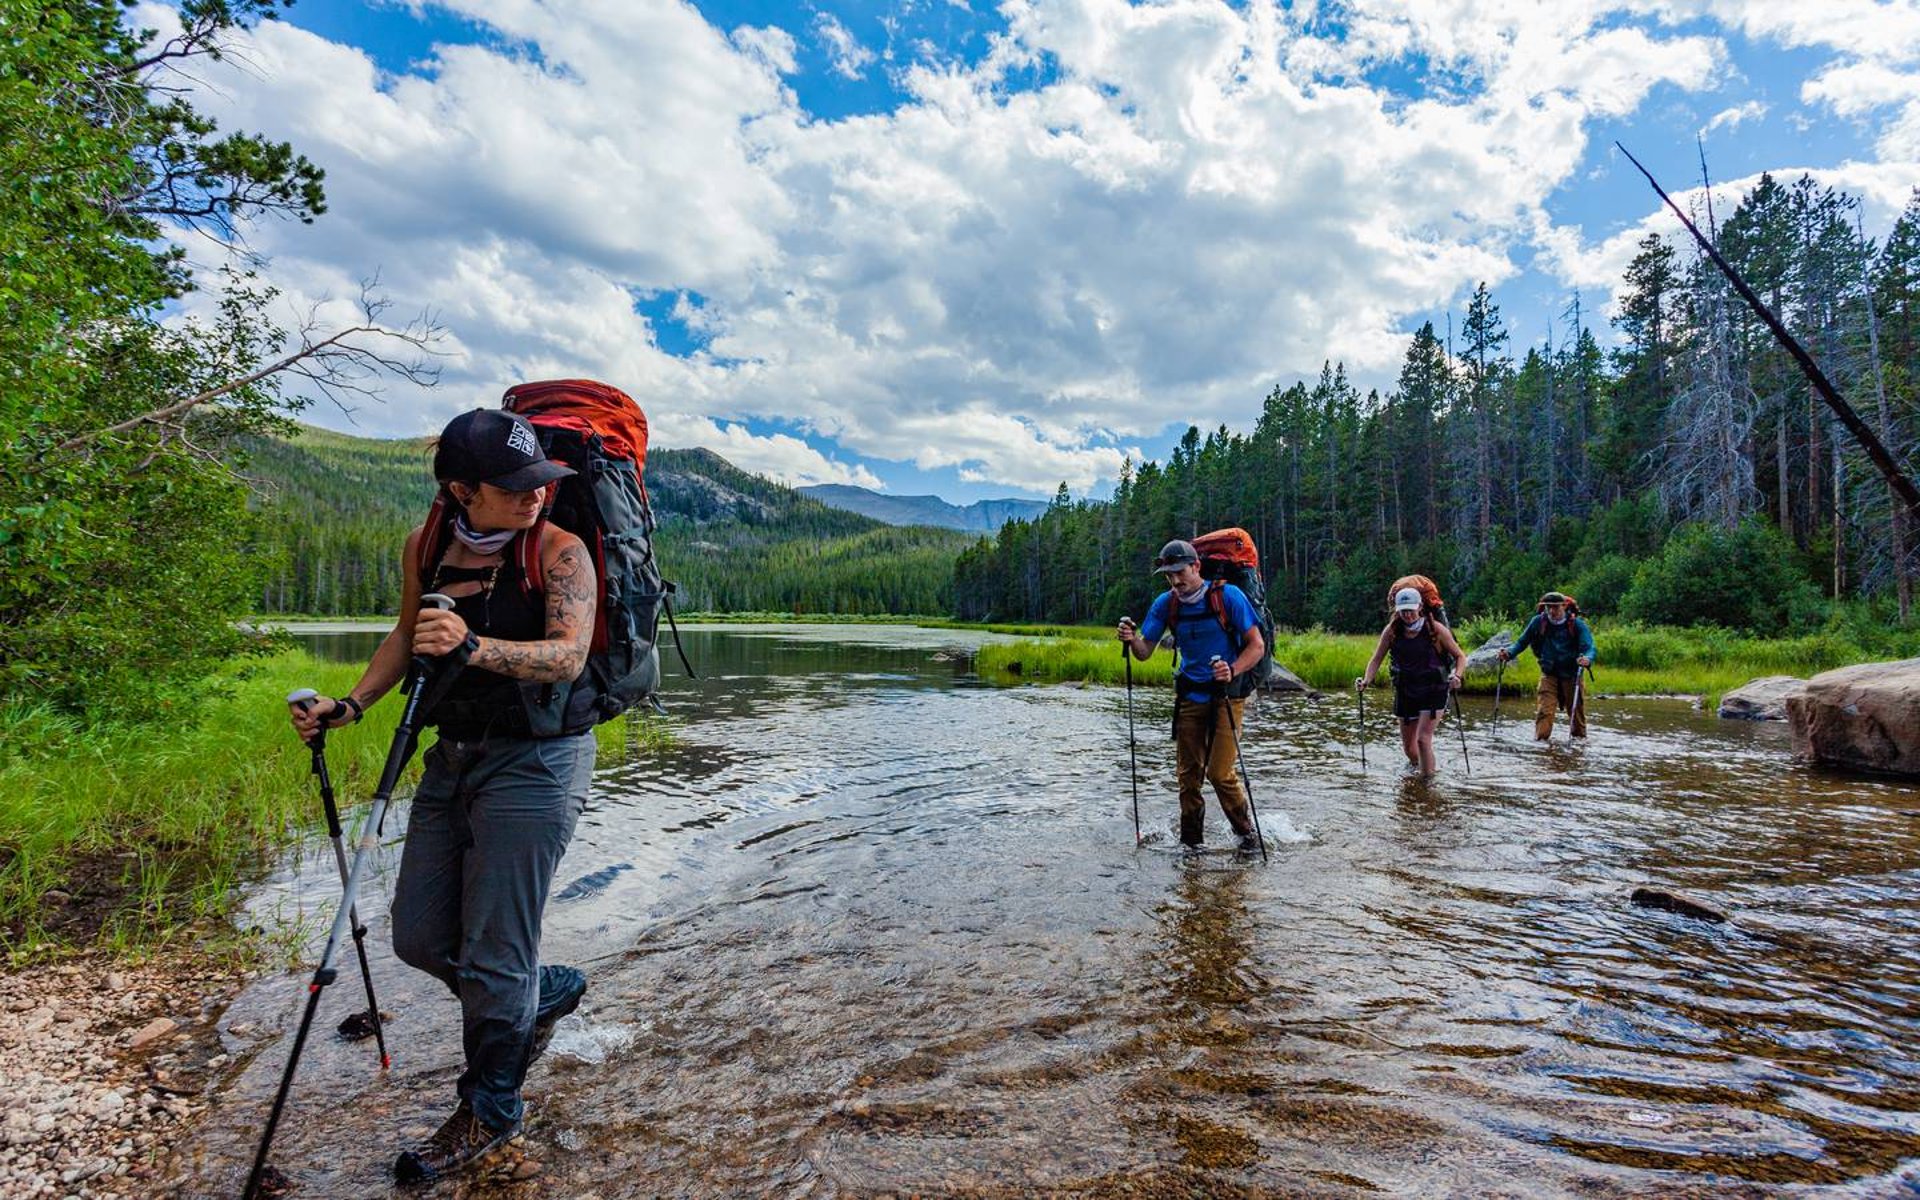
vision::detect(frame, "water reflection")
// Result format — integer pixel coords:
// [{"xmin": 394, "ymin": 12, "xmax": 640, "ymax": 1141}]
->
[{"xmin": 168, "ymin": 625, "xmax": 1920, "ymax": 1198}]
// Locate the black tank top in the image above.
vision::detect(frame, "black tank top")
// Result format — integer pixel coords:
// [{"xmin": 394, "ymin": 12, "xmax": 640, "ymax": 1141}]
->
[
  {"xmin": 1388, "ymin": 623, "xmax": 1447, "ymax": 687},
  {"xmin": 423, "ymin": 541, "xmax": 546, "ymax": 738}
]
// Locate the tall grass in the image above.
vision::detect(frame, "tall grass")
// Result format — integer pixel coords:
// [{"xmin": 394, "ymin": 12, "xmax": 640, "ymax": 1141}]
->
[
  {"xmin": 973, "ymin": 620, "xmax": 1920, "ymax": 703},
  {"xmin": 1, "ymin": 649, "xmax": 671, "ymax": 956}
]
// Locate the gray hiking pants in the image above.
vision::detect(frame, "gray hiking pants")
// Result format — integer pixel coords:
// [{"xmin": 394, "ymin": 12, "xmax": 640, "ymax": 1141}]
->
[{"xmin": 391, "ymin": 731, "xmax": 595, "ymax": 1130}]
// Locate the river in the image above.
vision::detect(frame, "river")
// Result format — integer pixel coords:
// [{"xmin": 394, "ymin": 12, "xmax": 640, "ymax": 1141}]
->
[{"xmin": 166, "ymin": 624, "xmax": 1920, "ymax": 1197}]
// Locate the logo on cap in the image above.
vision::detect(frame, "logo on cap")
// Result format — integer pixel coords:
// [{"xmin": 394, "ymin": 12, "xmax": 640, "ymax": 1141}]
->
[{"xmin": 507, "ymin": 421, "xmax": 538, "ymax": 458}]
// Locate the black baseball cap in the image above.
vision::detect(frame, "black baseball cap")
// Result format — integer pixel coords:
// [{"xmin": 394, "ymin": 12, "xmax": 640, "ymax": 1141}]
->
[{"xmin": 433, "ymin": 409, "xmax": 575, "ymax": 491}]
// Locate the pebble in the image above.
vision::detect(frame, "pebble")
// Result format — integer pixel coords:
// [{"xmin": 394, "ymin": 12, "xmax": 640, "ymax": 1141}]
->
[{"xmin": 0, "ymin": 951, "xmax": 243, "ymax": 1199}]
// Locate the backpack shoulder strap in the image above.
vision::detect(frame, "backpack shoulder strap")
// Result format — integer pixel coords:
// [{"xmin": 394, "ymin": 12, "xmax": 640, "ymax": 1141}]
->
[
  {"xmin": 515, "ymin": 517, "xmax": 549, "ymax": 599},
  {"xmin": 416, "ymin": 491, "xmax": 456, "ymax": 585},
  {"xmin": 1206, "ymin": 580, "xmax": 1245, "ymax": 652}
]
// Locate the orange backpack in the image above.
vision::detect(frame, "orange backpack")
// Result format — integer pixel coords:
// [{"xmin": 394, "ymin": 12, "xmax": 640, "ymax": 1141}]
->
[{"xmin": 417, "ymin": 379, "xmax": 681, "ymax": 733}]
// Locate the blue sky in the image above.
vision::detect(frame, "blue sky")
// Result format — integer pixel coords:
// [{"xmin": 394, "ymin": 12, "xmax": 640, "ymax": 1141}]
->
[{"xmin": 166, "ymin": 0, "xmax": 1920, "ymax": 503}]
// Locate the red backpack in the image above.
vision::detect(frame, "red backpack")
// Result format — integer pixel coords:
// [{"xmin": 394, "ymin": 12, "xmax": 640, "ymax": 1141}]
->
[
  {"xmin": 1188, "ymin": 527, "xmax": 1275, "ymax": 698},
  {"xmin": 418, "ymin": 380, "xmax": 681, "ymax": 733}
]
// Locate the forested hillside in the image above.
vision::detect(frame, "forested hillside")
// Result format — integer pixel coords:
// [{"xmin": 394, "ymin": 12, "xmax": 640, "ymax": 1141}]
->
[
  {"xmin": 245, "ymin": 429, "xmax": 974, "ymax": 616},
  {"xmin": 956, "ymin": 177, "xmax": 1920, "ymax": 635}
]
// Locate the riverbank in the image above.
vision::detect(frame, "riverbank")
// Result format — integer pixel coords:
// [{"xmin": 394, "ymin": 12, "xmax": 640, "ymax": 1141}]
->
[
  {"xmin": 0, "ymin": 649, "xmax": 671, "ymax": 957},
  {"xmin": 0, "ymin": 948, "xmax": 243, "ymax": 1198},
  {"xmin": 972, "ymin": 619, "xmax": 1920, "ymax": 704}
]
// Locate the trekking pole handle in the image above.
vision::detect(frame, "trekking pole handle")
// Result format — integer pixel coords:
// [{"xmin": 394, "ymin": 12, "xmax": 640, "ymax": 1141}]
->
[
  {"xmin": 286, "ymin": 687, "xmax": 335, "ymax": 749},
  {"xmin": 421, "ymin": 592, "xmax": 455, "ymax": 612}
]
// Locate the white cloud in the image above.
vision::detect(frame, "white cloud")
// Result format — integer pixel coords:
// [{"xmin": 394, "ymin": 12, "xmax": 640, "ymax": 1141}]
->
[
  {"xmin": 1634, "ymin": 0, "xmax": 1920, "ymax": 161},
  {"xmin": 1702, "ymin": 98, "xmax": 1766, "ymax": 134},
  {"xmin": 1634, "ymin": 0, "xmax": 1920, "ymax": 68},
  {"xmin": 1803, "ymin": 61, "xmax": 1920, "ymax": 159},
  {"xmin": 813, "ymin": 13, "xmax": 876, "ymax": 80},
  {"xmin": 681, "ymin": 421, "xmax": 884, "ymax": 488},
  {"xmin": 157, "ymin": 0, "xmax": 1909, "ymax": 495}
]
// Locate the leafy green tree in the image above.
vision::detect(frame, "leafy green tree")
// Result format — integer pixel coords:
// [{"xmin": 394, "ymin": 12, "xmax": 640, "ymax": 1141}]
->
[
  {"xmin": 1621, "ymin": 520, "xmax": 1827, "ymax": 632},
  {"xmin": 0, "ymin": 1, "xmax": 431, "ymax": 718}
]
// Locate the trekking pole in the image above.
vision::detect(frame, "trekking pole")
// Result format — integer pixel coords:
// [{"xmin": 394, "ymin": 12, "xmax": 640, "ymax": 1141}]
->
[
  {"xmin": 285, "ymin": 688, "xmax": 388, "ymax": 1067},
  {"xmin": 1122, "ymin": 637, "xmax": 1141, "ymax": 846},
  {"xmin": 1212, "ymin": 660, "xmax": 1267, "ymax": 863},
  {"xmin": 1491, "ymin": 660, "xmax": 1504, "ymax": 740},
  {"xmin": 1448, "ymin": 688, "xmax": 1472, "ymax": 776},
  {"xmin": 1355, "ymin": 680, "xmax": 1368, "ymax": 772},
  {"xmin": 246, "ymin": 595, "xmax": 468, "ymax": 1200},
  {"xmin": 1570, "ymin": 669, "xmax": 1584, "ymax": 737}
]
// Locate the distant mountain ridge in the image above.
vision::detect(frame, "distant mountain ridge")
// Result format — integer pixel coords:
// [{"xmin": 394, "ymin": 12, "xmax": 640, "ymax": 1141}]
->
[{"xmin": 799, "ymin": 484, "xmax": 1049, "ymax": 532}]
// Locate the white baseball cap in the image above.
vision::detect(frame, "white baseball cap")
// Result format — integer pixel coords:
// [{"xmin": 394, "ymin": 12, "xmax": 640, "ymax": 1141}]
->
[{"xmin": 1393, "ymin": 587, "xmax": 1422, "ymax": 611}]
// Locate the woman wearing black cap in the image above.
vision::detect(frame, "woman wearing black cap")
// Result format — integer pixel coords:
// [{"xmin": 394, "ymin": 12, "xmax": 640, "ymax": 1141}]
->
[{"xmin": 288, "ymin": 407, "xmax": 596, "ymax": 1183}]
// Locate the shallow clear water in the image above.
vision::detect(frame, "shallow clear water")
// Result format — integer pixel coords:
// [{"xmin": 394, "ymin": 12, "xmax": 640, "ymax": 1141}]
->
[{"xmin": 170, "ymin": 625, "xmax": 1920, "ymax": 1197}]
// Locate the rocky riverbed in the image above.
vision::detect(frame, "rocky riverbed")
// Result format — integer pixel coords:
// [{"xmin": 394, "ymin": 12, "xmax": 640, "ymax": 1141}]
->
[{"xmin": 0, "ymin": 953, "xmax": 245, "ymax": 1198}]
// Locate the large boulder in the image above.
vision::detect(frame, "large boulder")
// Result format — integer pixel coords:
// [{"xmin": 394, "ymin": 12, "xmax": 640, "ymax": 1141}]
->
[
  {"xmin": 1465, "ymin": 630, "xmax": 1513, "ymax": 674},
  {"xmin": 1787, "ymin": 658, "xmax": 1920, "ymax": 776},
  {"xmin": 1718, "ymin": 675, "xmax": 1806, "ymax": 721},
  {"xmin": 1262, "ymin": 661, "xmax": 1321, "ymax": 698}
]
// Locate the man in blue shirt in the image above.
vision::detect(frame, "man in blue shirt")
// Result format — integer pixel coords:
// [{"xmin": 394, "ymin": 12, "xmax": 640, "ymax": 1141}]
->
[{"xmin": 1116, "ymin": 539, "xmax": 1267, "ymax": 849}]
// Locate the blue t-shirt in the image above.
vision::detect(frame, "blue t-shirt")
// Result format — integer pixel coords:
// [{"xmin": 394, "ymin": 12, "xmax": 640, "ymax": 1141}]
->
[{"xmin": 1141, "ymin": 583, "xmax": 1258, "ymax": 703}]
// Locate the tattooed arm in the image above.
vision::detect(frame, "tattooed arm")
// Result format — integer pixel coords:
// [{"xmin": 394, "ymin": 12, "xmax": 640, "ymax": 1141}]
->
[{"xmin": 467, "ymin": 530, "xmax": 597, "ymax": 683}]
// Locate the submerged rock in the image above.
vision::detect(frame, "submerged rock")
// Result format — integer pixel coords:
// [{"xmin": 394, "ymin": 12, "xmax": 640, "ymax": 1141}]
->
[
  {"xmin": 1787, "ymin": 657, "xmax": 1920, "ymax": 777},
  {"xmin": 555, "ymin": 862, "xmax": 633, "ymax": 902},
  {"xmin": 1630, "ymin": 888, "xmax": 1727, "ymax": 923},
  {"xmin": 1718, "ymin": 675, "xmax": 1807, "ymax": 721}
]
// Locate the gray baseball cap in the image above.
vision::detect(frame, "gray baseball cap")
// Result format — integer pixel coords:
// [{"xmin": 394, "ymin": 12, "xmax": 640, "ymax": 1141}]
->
[{"xmin": 1152, "ymin": 539, "xmax": 1199, "ymax": 573}]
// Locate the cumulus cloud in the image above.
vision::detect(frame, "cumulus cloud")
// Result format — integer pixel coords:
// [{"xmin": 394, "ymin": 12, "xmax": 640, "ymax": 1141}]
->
[
  {"xmin": 1703, "ymin": 99, "xmax": 1766, "ymax": 134},
  {"xmin": 679, "ymin": 420, "xmax": 884, "ymax": 488},
  {"xmin": 1803, "ymin": 61, "xmax": 1920, "ymax": 159},
  {"xmin": 154, "ymin": 0, "xmax": 1902, "ymax": 494},
  {"xmin": 1636, "ymin": 0, "xmax": 1920, "ymax": 161},
  {"xmin": 814, "ymin": 12, "xmax": 876, "ymax": 80}
]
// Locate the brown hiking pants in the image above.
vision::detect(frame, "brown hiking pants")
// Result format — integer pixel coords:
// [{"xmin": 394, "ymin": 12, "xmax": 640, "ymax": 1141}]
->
[
  {"xmin": 1173, "ymin": 696, "xmax": 1254, "ymax": 845},
  {"xmin": 1534, "ymin": 675, "xmax": 1587, "ymax": 740}
]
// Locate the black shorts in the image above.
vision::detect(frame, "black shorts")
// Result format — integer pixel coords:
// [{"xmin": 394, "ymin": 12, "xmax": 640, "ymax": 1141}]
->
[{"xmin": 1394, "ymin": 683, "xmax": 1447, "ymax": 721}]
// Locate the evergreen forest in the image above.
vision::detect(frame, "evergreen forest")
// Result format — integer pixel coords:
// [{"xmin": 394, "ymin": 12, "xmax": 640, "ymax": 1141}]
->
[{"xmin": 955, "ymin": 177, "xmax": 1920, "ymax": 637}]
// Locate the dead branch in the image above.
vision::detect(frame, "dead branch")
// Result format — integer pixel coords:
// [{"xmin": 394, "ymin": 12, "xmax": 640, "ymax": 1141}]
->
[{"xmin": 54, "ymin": 285, "xmax": 445, "ymax": 457}]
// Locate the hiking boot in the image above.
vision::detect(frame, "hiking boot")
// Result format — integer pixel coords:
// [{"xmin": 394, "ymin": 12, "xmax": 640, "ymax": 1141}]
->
[
  {"xmin": 1236, "ymin": 831, "xmax": 1261, "ymax": 854},
  {"xmin": 526, "ymin": 964, "xmax": 588, "ymax": 1068},
  {"xmin": 393, "ymin": 1100, "xmax": 519, "ymax": 1184}
]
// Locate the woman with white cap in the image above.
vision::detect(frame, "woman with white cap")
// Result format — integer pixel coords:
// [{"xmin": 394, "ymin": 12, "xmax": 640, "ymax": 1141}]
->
[{"xmin": 1356, "ymin": 585, "xmax": 1468, "ymax": 775}]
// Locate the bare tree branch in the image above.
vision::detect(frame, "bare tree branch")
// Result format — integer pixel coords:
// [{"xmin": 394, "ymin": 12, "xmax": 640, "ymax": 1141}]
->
[{"xmin": 54, "ymin": 285, "xmax": 445, "ymax": 457}]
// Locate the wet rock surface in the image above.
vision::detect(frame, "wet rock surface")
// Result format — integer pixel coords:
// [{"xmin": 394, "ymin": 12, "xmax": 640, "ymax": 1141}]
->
[
  {"xmin": 0, "ymin": 952, "xmax": 246, "ymax": 1198},
  {"xmin": 1718, "ymin": 675, "xmax": 1807, "ymax": 720},
  {"xmin": 1787, "ymin": 656, "xmax": 1920, "ymax": 775}
]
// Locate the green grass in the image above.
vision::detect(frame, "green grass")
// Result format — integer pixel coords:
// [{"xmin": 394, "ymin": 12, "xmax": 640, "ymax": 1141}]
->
[
  {"xmin": 974, "ymin": 620, "xmax": 1920, "ymax": 705},
  {"xmin": 0, "ymin": 649, "xmax": 673, "ymax": 958}
]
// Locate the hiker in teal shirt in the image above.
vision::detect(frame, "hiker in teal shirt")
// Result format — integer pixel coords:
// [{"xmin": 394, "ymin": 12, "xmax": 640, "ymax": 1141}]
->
[{"xmin": 1497, "ymin": 590, "xmax": 1596, "ymax": 740}]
